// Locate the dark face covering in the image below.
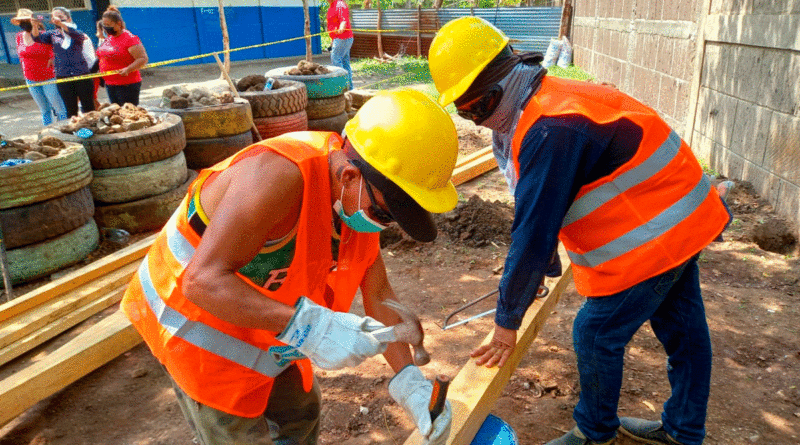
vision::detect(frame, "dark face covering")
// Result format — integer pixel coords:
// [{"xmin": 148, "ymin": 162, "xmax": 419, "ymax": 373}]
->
[
  {"xmin": 103, "ymin": 25, "xmax": 117, "ymax": 36},
  {"xmin": 19, "ymin": 21, "xmax": 33, "ymax": 32}
]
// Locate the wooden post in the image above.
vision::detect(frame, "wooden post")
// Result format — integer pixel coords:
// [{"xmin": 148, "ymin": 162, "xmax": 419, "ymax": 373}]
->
[
  {"xmin": 377, "ymin": 5, "xmax": 384, "ymax": 59},
  {"xmin": 0, "ymin": 223, "xmax": 12, "ymax": 303},
  {"xmin": 217, "ymin": 0, "xmax": 231, "ymax": 77},
  {"xmin": 416, "ymin": 5, "xmax": 422, "ymax": 57},
  {"xmin": 302, "ymin": 0, "xmax": 313, "ymax": 62},
  {"xmin": 213, "ymin": 53, "xmax": 263, "ymax": 141},
  {"xmin": 558, "ymin": 0, "xmax": 573, "ymax": 40}
]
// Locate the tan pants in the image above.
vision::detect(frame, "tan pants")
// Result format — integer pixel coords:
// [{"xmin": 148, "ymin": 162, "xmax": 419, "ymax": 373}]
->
[{"xmin": 165, "ymin": 365, "xmax": 321, "ymax": 445}]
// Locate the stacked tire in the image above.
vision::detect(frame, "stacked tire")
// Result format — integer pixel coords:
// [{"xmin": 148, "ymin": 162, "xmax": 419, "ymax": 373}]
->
[
  {"xmin": 41, "ymin": 113, "xmax": 194, "ymax": 235},
  {"xmin": 148, "ymin": 98, "xmax": 254, "ymax": 170},
  {"xmin": 0, "ymin": 145, "xmax": 98, "ymax": 285},
  {"xmin": 239, "ymin": 79, "xmax": 309, "ymax": 141},
  {"xmin": 265, "ymin": 66, "xmax": 350, "ymax": 134}
]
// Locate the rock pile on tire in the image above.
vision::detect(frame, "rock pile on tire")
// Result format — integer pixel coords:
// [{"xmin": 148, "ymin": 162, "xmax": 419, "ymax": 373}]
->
[
  {"xmin": 266, "ymin": 63, "xmax": 350, "ymax": 134},
  {"xmin": 235, "ymin": 76, "xmax": 309, "ymax": 141},
  {"xmin": 148, "ymin": 98, "xmax": 254, "ymax": 170},
  {"xmin": 40, "ymin": 112, "xmax": 193, "ymax": 235},
  {"xmin": 0, "ymin": 143, "xmax": 98, "ymax": 285}
]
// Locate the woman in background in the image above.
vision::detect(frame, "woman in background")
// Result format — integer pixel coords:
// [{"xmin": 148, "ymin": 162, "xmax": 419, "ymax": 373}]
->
[
  {"xmin": 96, "ymin": 6, "xmax": 148, "ymax": 106},
  {"xmin": 11, "ymin": 8, "xmax": 67, "ymax": 125},
  {"xmin": 31, "ymin": 7, "xmax": 94, "ymax": 117}
]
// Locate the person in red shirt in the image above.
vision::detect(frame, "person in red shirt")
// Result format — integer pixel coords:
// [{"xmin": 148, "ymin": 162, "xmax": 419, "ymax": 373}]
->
[
  {"xmin": 326, "ymin": 0, "xmax": 354, "ymax": 89},
  {"xmin": 11, "ymin": 8, "xmax": 68, "ymax": 125},
  {"xmin": 96, "ymin": 6, "xmax": 148, "ymax": 106}
]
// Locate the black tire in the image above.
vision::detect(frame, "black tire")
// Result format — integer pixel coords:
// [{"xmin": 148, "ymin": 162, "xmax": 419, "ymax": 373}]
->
[
  {"xmin": 40, "ymin": 113, "xmax": 187, "ymax": 170},
  {"xmin": 0, "ymin": 145, "xmax": 92, "ymax": 210},
  {"xmin": 265, "ymin": 66, "xmax": 349, "ymax": 99},
  {"xmin": 147, "ymin": 99, "xmax": 253, "ymax": 139},
  {"xmin": 0, "ymin": 187, "xmax": 94, "ymax": 249},
  {"xmin": 90, "ymin": 152, "xmax": 188, "ymax": 204},
  {"xmin": 93, "ymin": 170, "xmax": 198, "ymax": 234},
  {"xmin": 306, "ymin": 95, "xmax": 346, "ymax": 120},
  {"xmin": 4, "ymin": 219, "xmax": 99, "ymax": 285},
  {"xmin": 307, "ymin": 112, "xmax": 349, "ymax": 134},
  {"xmin": 239, "ymin": 80, "xmax": 308, "ymax": 118},
  {"xmin": 253, "ymin": 110, "xmax": 308, "ymax": 140},
  {"xmin": 184, "ymin": 131, "xmax": 254, "ymax": 170}
]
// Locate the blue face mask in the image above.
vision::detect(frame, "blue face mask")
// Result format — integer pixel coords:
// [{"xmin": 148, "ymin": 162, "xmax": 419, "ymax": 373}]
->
[{"xmin": 333, "ymin": 177, "xmax": 387, "ymax": 233}]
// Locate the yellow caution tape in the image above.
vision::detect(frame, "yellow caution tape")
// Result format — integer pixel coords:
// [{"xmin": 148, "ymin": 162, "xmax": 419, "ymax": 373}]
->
[{"xmin": 0, "ymin": 28, "xmax": 404, "ymax": 93}]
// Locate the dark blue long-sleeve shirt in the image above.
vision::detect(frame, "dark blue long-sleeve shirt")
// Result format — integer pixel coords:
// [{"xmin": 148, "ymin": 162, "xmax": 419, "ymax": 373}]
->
[
  {"xmin": 32, "ymin": 25, "xmax": 88, "ymax": 78},
  {"xmin": 495, "ymin": 115, "xmax": 643, "ymax": 329}
]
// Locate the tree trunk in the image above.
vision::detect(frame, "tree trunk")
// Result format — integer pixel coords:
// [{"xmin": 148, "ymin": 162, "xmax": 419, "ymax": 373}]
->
[
  {"xmin": 434, "ymin": 0, "xmax": 444, "ymax": 9},
  {"xmin": 302, "ymin": 0, "xmax": 313, "ymax": 61},
  {"xmin": 217, "ymin": 0, "xmax": 231, "ymax": 77},
  {"xmin": 558, "ymin": 0, "xmax": 573, "ymax": 39},
  {"xmin": 377, "ymin": 6, "xmax": 384, "ymax": 58}
]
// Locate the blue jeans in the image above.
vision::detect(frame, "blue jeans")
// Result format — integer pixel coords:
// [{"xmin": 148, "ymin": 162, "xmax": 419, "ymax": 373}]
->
[
  {"xmin": 331, "ymin": 37, "xmax": 354, "ymax": 89},
  {"xmin": 27, "ymin": 79, "xmax": 68, "ymax": 125},
  {"xmin": 572, "ymin": 256, "xmax": 711, "ymax": 445}
]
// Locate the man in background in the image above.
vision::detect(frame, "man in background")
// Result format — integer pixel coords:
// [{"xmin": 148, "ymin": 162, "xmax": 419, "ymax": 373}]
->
[{"xmin": 326, "ymin": 0, "xmax": 354, "ymax": 89}]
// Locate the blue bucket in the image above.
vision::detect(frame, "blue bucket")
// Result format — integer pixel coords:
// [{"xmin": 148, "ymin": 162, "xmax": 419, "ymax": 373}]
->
[{"xmin": 471, "ymin": 414, "xmax": 518, "ymax": 445}]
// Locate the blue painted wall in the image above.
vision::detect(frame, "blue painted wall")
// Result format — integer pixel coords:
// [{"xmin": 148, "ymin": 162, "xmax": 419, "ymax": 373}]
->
[
  {"xmin": 117, "ymin": 5, "xmax": 321, "ymax": 67},
  {"xmin": 2, "ymin": 5, "xmax": 321, "ymax": 67}
]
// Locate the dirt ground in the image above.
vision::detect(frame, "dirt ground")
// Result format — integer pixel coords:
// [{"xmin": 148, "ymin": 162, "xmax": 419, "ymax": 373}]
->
[{"xmin": 2, "ymin": 117, "xmax": 799, "ymax": 445}]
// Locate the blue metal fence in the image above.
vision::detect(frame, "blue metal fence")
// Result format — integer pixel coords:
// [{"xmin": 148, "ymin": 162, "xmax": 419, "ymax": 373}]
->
[{"xmin": 351, "ymin": 6, "xmax": 562, "ymax": 53}]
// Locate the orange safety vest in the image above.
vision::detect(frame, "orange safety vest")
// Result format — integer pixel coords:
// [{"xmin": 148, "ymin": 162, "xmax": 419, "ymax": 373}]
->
[
  {"xmin": 512, "ymin": 77, "xmax": 729, "ymax": 296},
  {"xmin": 121, "ymin": 132, "xmax": 380, "ymax": 417}
]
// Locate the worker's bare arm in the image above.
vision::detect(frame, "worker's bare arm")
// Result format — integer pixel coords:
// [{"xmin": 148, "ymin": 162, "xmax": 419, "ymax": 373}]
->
[
  {"xmin": 182, "ymin": 152, "xmax": 303, "ymax": 332},
  {"xmin": 360, "ymin": 253, "xmax": 414, "ymax": 372}
]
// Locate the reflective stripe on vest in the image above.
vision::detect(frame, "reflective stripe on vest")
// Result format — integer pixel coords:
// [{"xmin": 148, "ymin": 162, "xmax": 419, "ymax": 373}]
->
[
  {"xmin": 136, "ymin": 258, "xmax": 295, "ymax": 377},
  {"xmin": 566, "ymin": 171, "xmax": 711, "ymax": 268},
  {"xmin": 562, "ymin": 131, "xmax": 682, "ymax": 227}
]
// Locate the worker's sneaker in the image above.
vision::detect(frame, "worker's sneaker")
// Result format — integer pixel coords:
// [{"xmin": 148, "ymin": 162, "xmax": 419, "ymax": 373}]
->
[
  {"xmin": 618, "ymin": 417, "xmax": 683, "ymax": 444},
  {"xmin": 544, "ymin": 426, "xmax": 615, "ymax": 445}
]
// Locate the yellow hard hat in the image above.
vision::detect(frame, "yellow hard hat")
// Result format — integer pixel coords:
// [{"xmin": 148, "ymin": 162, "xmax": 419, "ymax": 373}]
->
[
  {"xmin": 429, "ymin": 16, "xmax": 509, "ymax": 107},
  {"xmin": 344, "ymin": 89, "xmax": 458, "ymax": 214}
]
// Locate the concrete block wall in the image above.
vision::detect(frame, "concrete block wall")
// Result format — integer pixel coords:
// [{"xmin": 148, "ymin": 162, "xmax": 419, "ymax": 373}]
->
[
  {"xmin": 571, "ymin": 0, "xmax": 701, "ymax": 135},
  {"xmin": 571, "ymin": 0, "xmax": 800, "ymax": 232},
  {"xmin": 696, "ymin": 1, "xmax": 800, "ymax": 228}
]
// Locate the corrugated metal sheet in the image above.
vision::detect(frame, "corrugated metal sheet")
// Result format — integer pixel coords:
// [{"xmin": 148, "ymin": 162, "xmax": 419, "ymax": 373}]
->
[{"xmin": 352, "ymin": 7, "xmax": 562, "ymax": 53}]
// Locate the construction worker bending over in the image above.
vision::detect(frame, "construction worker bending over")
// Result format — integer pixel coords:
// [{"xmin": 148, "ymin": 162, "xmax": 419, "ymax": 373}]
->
[
  {"xmin": 428, "ymin": 17, "xmax": 731, "ymax": 445},
  {"xmin": 121, "ymin": 90, "xmax": 454, "ymax": 445}
]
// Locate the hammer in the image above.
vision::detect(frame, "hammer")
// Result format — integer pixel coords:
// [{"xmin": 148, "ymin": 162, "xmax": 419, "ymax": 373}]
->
[{"xmin": 370, "ymin": 299, "xmax": 431, "ymax": 366}]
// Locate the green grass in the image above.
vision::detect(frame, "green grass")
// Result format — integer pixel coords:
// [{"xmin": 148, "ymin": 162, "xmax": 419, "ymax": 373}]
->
[{"xmin": 351, "ymin": 56, "xmax": 593, "ymax": 110}]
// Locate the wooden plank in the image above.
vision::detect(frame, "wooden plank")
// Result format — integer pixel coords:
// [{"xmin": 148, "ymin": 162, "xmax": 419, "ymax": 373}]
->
[
  {"xmin": 455, "ymin": 146, "xmax": 493, "ymax": 169},
  {"xmin": 0, "ymin": 287, "xmax": 125, "ymax": 367},
  {"xmin": 686, "ymin": 0, "xmax": 712, "ymax": 150},
  {"xmin": 0, "ymin": 234, "xmax": 154, "ymax": 324},
  {"xmin": 403, "ymin": 265, "xmax": 574, "ymax": 445},
  {"xmin": 0, "ymin": 310, "xmax": 142, "ymax": 427},
  {"xmin": 0, "ymin": 261, "xmax": 138, "ymax": 350},
  {"xmin": 451, "ymin": 150, "xmax": 498, "ymax": 187}
]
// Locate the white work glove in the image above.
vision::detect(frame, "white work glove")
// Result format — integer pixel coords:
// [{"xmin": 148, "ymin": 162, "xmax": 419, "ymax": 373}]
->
[
  {"xmin": 276, "ymin": 296, "xmax": 388, "ymax": 370},
  {"xmin": 389, "ymin": 365, "xmax": 452, "ymax": 445}
]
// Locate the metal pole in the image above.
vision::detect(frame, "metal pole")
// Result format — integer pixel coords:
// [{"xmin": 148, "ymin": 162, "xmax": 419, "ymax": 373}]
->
[{"xmin": 0, "ymin": 222, "xmax": 13, "ymax": 302}]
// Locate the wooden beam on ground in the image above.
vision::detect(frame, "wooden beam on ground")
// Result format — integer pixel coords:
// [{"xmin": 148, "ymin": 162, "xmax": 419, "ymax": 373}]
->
[
  {"xmin": 455, "ymin": 146, "xmax": 492, "ymax": 170},
  {"xmin": 0, "ymin": 234, "xmax": 154, "ymax": 324},
  {"xmin": 0, "ymin": 261, "xmax": 138, "ymax": 350},
  {"xmin": 0, "ymin": 310, "xmax": 142, "ymax": 427},
  {"xmin": 403, "ymin": 264, "xmax": 574, "ymax": 445},
  {"xmin": 0, "ymin": 287, "xmax": 125, "ymax": 367},
  {"xmin": 451, "ymin": 149, "xmax": 498, "ymax": 187}
]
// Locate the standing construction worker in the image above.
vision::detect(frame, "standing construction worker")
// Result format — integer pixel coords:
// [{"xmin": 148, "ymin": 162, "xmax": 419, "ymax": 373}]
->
[
  {"xmin": 121, "ymin": 89, "xmax": 453, "ymax": 445},
  {"xmin": 428, "ymin": 17, "xmax": 731, "ymax": 445}
]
